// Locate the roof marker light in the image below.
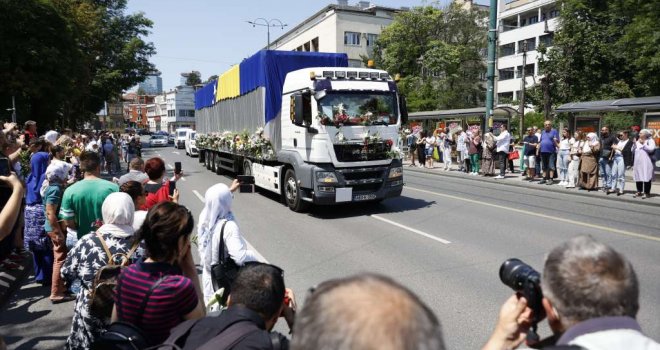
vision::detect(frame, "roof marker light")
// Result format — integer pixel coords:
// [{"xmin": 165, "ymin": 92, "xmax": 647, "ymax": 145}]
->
[{"xmin": 335, "ymin": 71, "xmax": 346, "ymax": 78}]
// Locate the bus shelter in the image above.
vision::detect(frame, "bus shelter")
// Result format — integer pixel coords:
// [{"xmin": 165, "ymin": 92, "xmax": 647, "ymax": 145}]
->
[
  {"xmin": 408, "ymin": 106, "xmax": 518, "ymax": 138},
  {"xmin": 556, "ymin": 96, "xmax": 660, "ymax": 171}
]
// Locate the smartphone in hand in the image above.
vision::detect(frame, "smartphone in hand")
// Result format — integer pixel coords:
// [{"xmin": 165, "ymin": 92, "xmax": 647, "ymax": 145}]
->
[
  {"xmin": 0, "ymin": 157, "xmax": 11, "ymax": 176},
  {"xmin": 237, "ymin": 175, "xmax": 255, "ymax": 193},
  {"xmin": 174, "ymin": 162, "xmax": 182, "ymax": 175}
]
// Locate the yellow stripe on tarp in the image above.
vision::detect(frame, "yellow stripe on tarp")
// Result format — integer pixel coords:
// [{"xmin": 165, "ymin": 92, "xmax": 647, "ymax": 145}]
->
[{"xmin": 216, "ymin": 65, "xmax": 240, "ymax": 101}]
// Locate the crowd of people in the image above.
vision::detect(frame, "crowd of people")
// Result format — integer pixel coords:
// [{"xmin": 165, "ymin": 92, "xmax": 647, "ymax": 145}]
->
[
  {"xmin": 405, "ymin": 122, "xmax": 657, "ymax": 198},
  {"xmin": 2, "ymin": 120, "xmax": 659, "ymax": 350}
]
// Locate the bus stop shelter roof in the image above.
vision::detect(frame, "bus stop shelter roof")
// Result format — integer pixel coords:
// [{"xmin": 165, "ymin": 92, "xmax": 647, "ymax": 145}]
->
[
  {"xmin": 555, "ymin": 96, "xmax": 660, "ymax": 113},
  {"xmin": 409, "ymin": 106, "xmax": 517, "ymax": 120}
]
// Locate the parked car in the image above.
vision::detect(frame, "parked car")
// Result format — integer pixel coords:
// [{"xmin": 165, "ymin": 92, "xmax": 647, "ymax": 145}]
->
[
  {"xmin": 137, "ymin": 129, "xmax": 151, "ymax": 136},
  {"xmin": 168, "ymin": 133, "xmax": 175, "ymax": 144},
  {"xmin": 149, "ymin": 134, "xmax": 168, "ymax": 147}
]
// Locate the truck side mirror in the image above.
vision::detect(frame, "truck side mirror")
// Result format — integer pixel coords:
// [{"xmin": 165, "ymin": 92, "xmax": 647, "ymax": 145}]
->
[
  {"xmin": 400, "ymin": 95, "xmax": 409, "ymax": 125},
  {"xmin": 290, "ymin": 93, "xmax": 312, "ymax": 127}
]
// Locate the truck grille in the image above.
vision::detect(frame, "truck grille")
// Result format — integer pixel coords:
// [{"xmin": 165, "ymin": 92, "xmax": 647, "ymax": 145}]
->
[
  {"xmin": 333, "ymin": 142, "xmax": 389, "ymax": 162},
  {"xmin": 337, "ymin": 167, "xmax": 387, "ymax": 193}
]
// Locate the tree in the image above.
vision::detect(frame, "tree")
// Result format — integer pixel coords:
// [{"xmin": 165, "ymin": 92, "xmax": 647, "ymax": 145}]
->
[
  {"xmin": 185, "ymin": 71, "xmax": 202, "ymax": 86},
  {"xmin": 537, "ymin": 0, "xmax": 660, "ymax": 107},
  {"xmin": 373, "ymin": 4, "xmax": 488, "ymax": 112},
  {"xmin": 204, "ymin": 74, "xmax": 219, "ymax": 84},
  {"xmin": 0, "ymin": 0, "xmax": 155, "ymax": 129}
]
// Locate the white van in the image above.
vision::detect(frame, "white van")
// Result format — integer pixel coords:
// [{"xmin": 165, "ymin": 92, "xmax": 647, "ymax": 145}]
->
[
  {"xmin": 175, "ymin": 128, "xmax": 192, "ymax": 149},
  {"xmin": 184, "ymin": 130, "xmax": 198, "ymax": 157}
]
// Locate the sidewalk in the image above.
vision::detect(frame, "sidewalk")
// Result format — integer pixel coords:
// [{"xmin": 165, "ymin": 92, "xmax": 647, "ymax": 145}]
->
[
  {"xmin": 403, "ymin": 158, "xmax": 660, "ymax": 207},
  {"xmin": 0, "ymin": 251, "xmax": 33, "ymax": 309}
]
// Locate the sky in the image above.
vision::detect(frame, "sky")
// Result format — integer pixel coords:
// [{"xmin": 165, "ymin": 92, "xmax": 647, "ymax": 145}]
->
[{"xmin": 126, "ymin": 0, "xmax": 489, "ymax": 91}]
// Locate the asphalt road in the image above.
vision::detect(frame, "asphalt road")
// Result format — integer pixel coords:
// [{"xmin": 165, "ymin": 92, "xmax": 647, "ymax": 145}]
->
[{"xmin": 1, "ymin": 138, "xmax": 659, "ymax": 349}]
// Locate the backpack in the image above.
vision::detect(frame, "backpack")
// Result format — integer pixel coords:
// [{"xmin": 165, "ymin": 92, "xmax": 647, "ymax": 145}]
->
[
  {"xmin": 92, "ymin": 275, "xmax": 167, "ymax": 350},
  {"xmin": 88, "ymin": 233, "xmax": 140, "ymax": 321}
]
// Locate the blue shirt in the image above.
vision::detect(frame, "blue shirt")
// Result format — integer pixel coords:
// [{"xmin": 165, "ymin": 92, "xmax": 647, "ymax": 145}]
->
[
  {"xmin": 523, "ymin": 135, "xmax": 538, "ymax": 156},
  {"xmin": 539, "ymin": 129, "xmax": 559, "ymax": 153}
]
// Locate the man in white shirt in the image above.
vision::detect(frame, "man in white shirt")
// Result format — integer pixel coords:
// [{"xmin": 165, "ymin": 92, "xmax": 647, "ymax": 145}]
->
[{"xmin": 494, "ymin": 124, "xmax": 511, "ymax": 179}]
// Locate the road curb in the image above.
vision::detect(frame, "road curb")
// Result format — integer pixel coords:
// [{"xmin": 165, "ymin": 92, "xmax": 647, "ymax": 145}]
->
[{"xmin": 403, "ymin": 167, "xmax": 660, "ymax": 208}]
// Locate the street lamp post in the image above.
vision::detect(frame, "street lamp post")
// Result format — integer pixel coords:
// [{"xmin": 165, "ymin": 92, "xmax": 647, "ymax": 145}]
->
[
  {"xmin": 519, "ymin": 40, "xmax": 528, "ymax": 141},
  {"xmin": 6, "ymin": 96, "xmax": 16, "ymax": 123},
  {"xmin": 247, "ymin": 18, "xmax": 288, "ymax": 49}
]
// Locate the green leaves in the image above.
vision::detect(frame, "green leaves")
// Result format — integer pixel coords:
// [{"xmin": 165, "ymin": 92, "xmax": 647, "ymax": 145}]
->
[
  {"xmin": 0, "ymin": 0, "xmax": 155, "ymax": 129},
  {"xmin": 373, "ymin": 4, "xmax": 487, "ymax": 112}
]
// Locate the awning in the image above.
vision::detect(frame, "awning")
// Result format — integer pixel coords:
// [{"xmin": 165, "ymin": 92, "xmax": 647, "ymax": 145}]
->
[
  {"xmin": 409, "ymin": 106, "xmax": 518, "ymax": 121},
  {"xmin": 555, "ymin": 96, "xmax": 660, "ymax": 113}
]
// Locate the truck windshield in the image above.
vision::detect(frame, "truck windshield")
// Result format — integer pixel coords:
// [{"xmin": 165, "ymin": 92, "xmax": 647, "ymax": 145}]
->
[{"xmin": 317, "ymin": 92, "xmax": 397, "ymax": 126}]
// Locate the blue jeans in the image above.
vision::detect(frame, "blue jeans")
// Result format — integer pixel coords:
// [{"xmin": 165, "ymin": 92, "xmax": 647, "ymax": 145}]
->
[
  {"xmin": 610, "ymin": 154, "xmax": 625, "ymax": 191},
  {"xmin": 599, "ymin": 157, "xmax": 612, "ymax": 188},
  {"xmin": 558, "ymin": 150, "xmax": 570, "ymax": 182}
]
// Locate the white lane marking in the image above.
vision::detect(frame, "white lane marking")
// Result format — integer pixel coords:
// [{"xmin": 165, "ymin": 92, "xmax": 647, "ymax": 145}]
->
[
  {"xmin": 192, "ymin": 190, "xmax": 205, "ymax": 203},
  {"xmin": 181, "ymin": 177, "xmax": 187, "ymax": 182},
  {"xmin": 0, "ymin": 280, "xmax": 8, "ymax": 288},
  {"xmin": 0, "ymin": 272, "xmax": 16, "ymax": 281},
  {"xmin": 167, "ymin": 164, "xmax": 173, "ymax": 169},
  {"xmin": 191, "ymin": 189, "xmax": 268, "ymax": 262},
  {"xmin": 370, "ymin": 214, "xmax": 451, "ymax": 245},
  {"xmin": 404, "ymin": 186, "xmax": 660, "ymax": 243},
  {"xmin": 172, "ymin": 151, "xmax": 180, "ymax": 155}
]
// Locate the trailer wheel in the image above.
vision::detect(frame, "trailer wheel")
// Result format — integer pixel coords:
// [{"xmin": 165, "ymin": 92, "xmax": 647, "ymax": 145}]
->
[
  {"xmin": 284, "ymin": 169, "xmax": 309, "ymax": 212},
  {"xmin": 205, "ymin": 151, "xmax": 212, "ymax": 170},
  {"xmin": 214, "ymin": 153, "xmax": 224, "ymax": 175},
  {"xmin": 242, "ymin": 159, "xmax": 252, "ymax": 176}
]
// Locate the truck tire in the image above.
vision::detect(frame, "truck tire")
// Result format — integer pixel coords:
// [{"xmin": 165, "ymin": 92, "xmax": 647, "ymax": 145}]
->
[
  {"xmin": 283, "ymin": 169, "xmax": 309, "ymax": 212},
  {"xmin": 242, "ymin": 159, "xmax": 252, "ymax": 176},
  {"xmin": 205, "ymin": 151, "xmax": 212, "ymax": 170},
  {"xmin": 214, "ymin": 153, "xmax": 224, "ymax": 175}
]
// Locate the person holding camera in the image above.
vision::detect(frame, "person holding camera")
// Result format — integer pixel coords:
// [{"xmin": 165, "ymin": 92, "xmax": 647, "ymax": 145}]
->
[
  {"xmin": 198, "ymin": 181, "xmax": 260, "ymax": 307},
  {"xmin": 483, "ymin": 236, "xmax": 659, "ymax": 350},
  {"xmin": 161, "ymin": 262, "xmax": 295, "ymax": 350}
]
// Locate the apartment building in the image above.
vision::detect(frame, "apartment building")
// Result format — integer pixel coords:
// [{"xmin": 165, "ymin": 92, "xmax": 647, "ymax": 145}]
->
[{"xmin": 496, "ymin": 0, "xmax": 559, "ymax": 105}]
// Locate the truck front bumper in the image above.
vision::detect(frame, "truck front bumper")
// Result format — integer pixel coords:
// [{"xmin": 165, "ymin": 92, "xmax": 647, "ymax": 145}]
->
[{"xmin": 308, "ymin": 160, "xmax": 404, "ymax": 205}]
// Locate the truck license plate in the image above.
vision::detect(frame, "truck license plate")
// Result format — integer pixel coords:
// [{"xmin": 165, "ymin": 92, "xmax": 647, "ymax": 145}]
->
[{"xmin": 353, "ymin": 194, "xmax": 377, "ymax": 201}]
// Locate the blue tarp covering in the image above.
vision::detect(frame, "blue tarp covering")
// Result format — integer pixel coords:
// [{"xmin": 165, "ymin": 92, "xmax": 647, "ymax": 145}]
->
[
  {"xmin": 195, "ymin": 80, "xmax": 217, "ymax": 110},
  {"xmin": 239, "ymin": 51, "xmax": 348, "ymax": 124}
]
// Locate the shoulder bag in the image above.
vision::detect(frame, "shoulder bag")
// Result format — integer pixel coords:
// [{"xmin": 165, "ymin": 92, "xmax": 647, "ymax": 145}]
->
[{"xmin": 210, "ymin": 221, "xmax": 240, "ymax": 305}]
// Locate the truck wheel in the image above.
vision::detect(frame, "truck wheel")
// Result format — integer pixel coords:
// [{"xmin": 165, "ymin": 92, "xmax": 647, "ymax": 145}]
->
[
  {"xmin": 205, "ymin": 152, "xmax": 212, "ymax": 170},
  {"xmin": 242, "ymin": 159, "xmax": 252, "ymax": 176},
  {"xmin": 284, "ymin": 169, "xmax": 309, "ymax": 212},
  {"xmin": 214, "ymin": 153, "xmax": 224, "ymax": 175}
]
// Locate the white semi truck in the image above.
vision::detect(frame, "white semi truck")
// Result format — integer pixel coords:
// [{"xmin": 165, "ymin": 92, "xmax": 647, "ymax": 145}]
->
[{"xmin": 194, "ymin": 50, "xmax": 407, "ymax": 211}]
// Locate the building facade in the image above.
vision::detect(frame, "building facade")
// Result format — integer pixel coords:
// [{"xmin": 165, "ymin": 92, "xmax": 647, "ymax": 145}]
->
[
  {"xmin": 147, "ymin": 85, "xmax": 196, "ymax": 132},
  {"xmin": 122, "ymin": 93, "xmax": 154, "ymax": 129},
  {"xmin": 270, "ymin": 1, "xmax": 404, "ymax": 68},
  {"xmin": 496, "ymin": 0, "xmax": 558, "ymax": 105},
  {"xmin": 138, "ymin": 71, "xmax": 163, "ymax": 95}
]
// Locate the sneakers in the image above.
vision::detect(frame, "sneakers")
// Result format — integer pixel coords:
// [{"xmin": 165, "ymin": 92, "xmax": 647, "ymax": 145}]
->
[
  {"xmin": 558, "ymin": 181, "xmax": 567, "ymax": 186},
  {"xmin": 494, "ymin": 175, "xmax": 505, "ymax": 179},
  {"xmin": 539, "ymin": 179, "xmax": 547, "ymax": 185}
]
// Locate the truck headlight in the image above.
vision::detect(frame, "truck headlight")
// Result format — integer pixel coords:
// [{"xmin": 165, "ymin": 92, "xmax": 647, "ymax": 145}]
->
[
  {"xmin": 316, "ymin": 171, "xmax": 338, "ymax": 184},
  {"xmin": 388, "ymin": 167, "xmax": 403, "ymax": 179}
]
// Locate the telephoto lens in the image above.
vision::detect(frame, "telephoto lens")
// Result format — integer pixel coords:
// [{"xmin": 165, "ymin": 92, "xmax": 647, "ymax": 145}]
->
[
  {"xmin": 499, "ymin": 258, "xmax": 546, "ymax": 343},
  {"xmin": 499, "ymin": 258, "xmax": 541, "ymax": 291}
]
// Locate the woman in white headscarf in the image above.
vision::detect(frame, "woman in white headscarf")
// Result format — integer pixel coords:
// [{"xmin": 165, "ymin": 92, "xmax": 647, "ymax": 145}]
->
[
  {"xmin": 199, "ymin": 180, "xmax": 260, "ymax": 306},
  {"xmin": 578, "ymin": 132, "xmax": 600, "ymax": 191},
  {"xmin": 61, "ymin": 192, "xmax": 143, "ymax": 349}
]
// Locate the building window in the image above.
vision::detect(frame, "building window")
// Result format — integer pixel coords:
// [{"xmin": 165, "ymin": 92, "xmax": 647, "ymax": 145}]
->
[
  {"xmin": 498, "ymin": 67, "xmax": 515, "ymax": 81},
  {"xmin": 516, "ymin": 64, "xmax": 535, "ymax": 78},
  {"xmin": 548, "ymin": 9, "xmax": 559, "ymax": 19},
  {"xmin": 311, "ymin": 37, "xmax": 319, "ymax": 52},
  {"xmin": 518, "ymin": 38, "xmax": 536, "ymax": 53},
  {"xmin": 344, "ymin": 31, "xmax": 361, "ymax": 46},
  {"xmin": 539, "ymin": 33, "xmax": 554, "ymax": 47},
  {"xmin": 529, "ymin": 16, "xmax": 538, "ymax": 24},
  {"xmin": 498, "ymin": 92, "xmax": 514, "ymax": 104},
  {"xmin": 499, "ymin": 43, "xmax": 515, "ymax": 57},
  {"xmin": 366, "ymin": 33, "xmax": 379, "ymax": 47},
  {"xmin": 348, "ymin": 59, "xmax": 362, "ymax": 68}
]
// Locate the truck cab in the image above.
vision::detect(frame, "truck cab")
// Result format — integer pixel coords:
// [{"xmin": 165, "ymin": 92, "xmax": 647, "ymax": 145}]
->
[{"xmin": 275, "ymin": 67, "xmax": 406, "ymax": 210}]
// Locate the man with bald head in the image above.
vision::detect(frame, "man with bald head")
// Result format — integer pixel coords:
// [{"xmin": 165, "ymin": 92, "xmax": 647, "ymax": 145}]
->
[{"xmin": 291, "ymin": 273, "xmax": 445, "ymax": 350}]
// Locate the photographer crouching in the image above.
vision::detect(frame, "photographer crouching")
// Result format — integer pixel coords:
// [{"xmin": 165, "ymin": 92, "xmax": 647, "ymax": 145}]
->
[{"xmin": 483, "ymin": 236, "xmax": 659, "ymax": 350}]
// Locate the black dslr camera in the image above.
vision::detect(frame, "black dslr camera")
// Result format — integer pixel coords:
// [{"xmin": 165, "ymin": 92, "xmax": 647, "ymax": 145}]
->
[{"xmin": 499, "ymin": 258, "xmax": 546, "ymax": 343}]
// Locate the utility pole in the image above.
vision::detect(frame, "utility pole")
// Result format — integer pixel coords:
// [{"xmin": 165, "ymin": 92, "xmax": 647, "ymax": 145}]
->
[
  {"xmin": 519, "ymin": 40, "xmax": 528, "ymax": 141},
  {"xmin": 247, "ymin": 18, "xmax": 288, "ymax": 50},
  {"xmin": 484, "ymin": 0, "xmax": 498, "ymax": 135}
]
